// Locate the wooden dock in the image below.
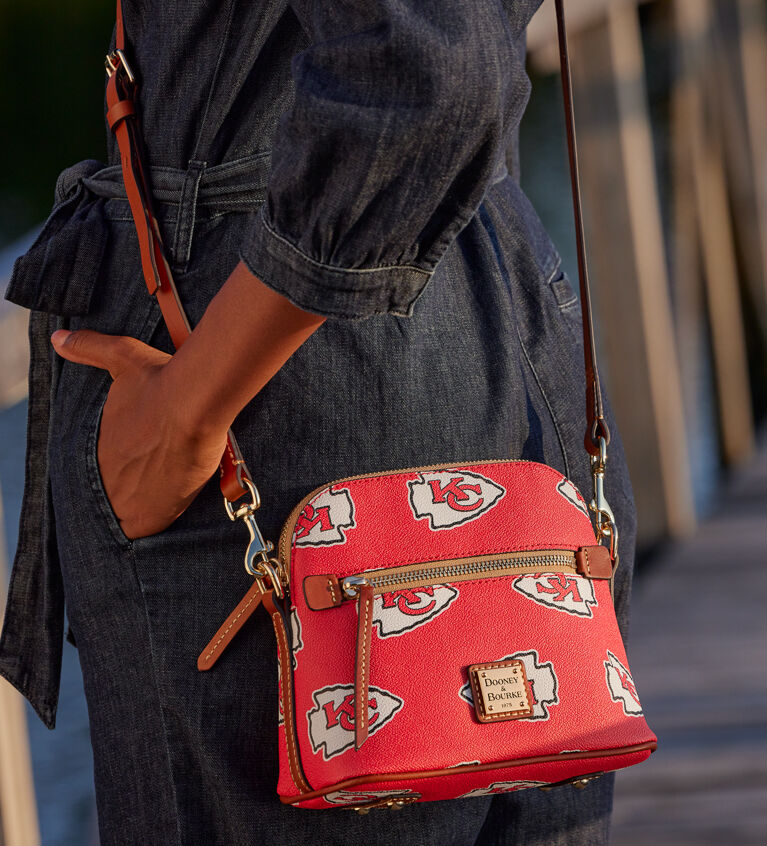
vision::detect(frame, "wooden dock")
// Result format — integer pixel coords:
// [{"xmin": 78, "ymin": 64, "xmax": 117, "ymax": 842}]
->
[{"xmin": 611, "ymin": 432, "xmax": 767, "ymax": 845}]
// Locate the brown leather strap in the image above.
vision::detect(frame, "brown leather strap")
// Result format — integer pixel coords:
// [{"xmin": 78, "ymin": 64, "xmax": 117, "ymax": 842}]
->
[
  {"xmin": 196, "ymin": 580, "xmax": 267, "ymax": 671},
  {"xmin": 107, "ymin": 0, "xmax": 254, "ymax": 503},
  {"xmin": 109, "ymin": 0, "xmax": 607, "ymax": 485},
  {"xmin": 555, "ymin": 0, "xmax": 610, "ymax": 455}
]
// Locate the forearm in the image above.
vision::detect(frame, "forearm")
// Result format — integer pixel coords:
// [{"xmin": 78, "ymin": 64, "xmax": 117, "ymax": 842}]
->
[{"xmin": 164, "ymin": 260, "xmax": 325, "ymax": 438}]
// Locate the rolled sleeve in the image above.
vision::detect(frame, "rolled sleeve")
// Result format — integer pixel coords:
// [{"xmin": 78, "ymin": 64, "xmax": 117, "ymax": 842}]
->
[{"xmin": 240, "ymin": 0, "xmax": 530, "ymax": 319}]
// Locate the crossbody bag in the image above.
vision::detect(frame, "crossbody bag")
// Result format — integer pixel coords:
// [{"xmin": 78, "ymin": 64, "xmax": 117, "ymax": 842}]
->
[{"xmin": 104, "ymin": 0, "xmax": 657, "ymax": 812}]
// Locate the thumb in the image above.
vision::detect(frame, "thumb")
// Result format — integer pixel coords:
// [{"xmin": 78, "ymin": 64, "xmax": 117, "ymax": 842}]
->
[{"xmin": 51, "ymin": 329, "xmax": 170, "ymax": 377}]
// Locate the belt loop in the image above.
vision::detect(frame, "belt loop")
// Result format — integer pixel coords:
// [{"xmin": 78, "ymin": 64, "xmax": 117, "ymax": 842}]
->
[{"xmin": 172, "ymin": 159, "xmax": 206, "ymax": 273}]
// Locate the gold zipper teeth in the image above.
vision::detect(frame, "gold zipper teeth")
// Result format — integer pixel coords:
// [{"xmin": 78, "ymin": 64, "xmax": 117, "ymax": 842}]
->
[
  {"xmin": 367, "ymin": 553, "xmax": 574, "ymax": 590},
  {"xmin": 277, "ymin": 458, "xmax": 564, "ymax": 573}
]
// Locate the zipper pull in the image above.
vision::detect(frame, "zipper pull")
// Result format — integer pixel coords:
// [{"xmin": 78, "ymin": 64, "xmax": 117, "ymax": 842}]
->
[
  {"xmin": 354, "ymin": 582, "xmax": 374, "ymax": 750},
  {"xmin": 301, "ymin": 574, "xmax": 368, "ymax": 609}
]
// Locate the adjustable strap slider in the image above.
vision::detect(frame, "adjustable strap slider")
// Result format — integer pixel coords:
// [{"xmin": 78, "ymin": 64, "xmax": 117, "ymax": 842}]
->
[{"xmin": 105, "ymin": 48, "xmax": 135, "ymax": 82}]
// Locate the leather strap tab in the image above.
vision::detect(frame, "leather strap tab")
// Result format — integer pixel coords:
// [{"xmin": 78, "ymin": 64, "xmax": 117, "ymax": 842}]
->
[
  {"xmin": 575, "ymin": 545, "xmax": 614, "ymax": 580},
  {"xmin": 303, "ymin": 575, "xmax": 344, "ymax": 610},
  {"xmin": 106, "ymin": 98, "xmax": 135, "ymax": 129},
  {"xmin": 196, "ymin": 579, "xmax": 266, "ymax": 670},
  {"xmin": 354, "ymin": 584, "xmax": 374, "ymax": 750}
]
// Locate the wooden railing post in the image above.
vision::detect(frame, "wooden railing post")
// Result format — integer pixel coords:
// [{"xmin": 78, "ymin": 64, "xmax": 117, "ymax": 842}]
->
[
  {"xmin": 0, "ymin": 481, "xmax": 41, "ymax": 846},
  {"xmin": 674, "ymin": 0, "xmax": 755, "ymax": 466},
  {"xmin": 564, "ymin": 0, "xmax": 696, "ymax": 543},
  {"xmin": 736, "ymin": 0, "xmax": 767, "ymax": 327}
]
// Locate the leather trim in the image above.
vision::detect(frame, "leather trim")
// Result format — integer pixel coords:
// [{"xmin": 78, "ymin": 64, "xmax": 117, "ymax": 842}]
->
[
  {"xmin": 303, "ymin": 575, "xmax": 343, "ymax": 610},
  {"xmin": 106, "ymin": 98, "xmax": 135, "ymax": 130},
  {"xmin": 354, "ymin": 585, "xmax": 374, "ymax": 749},
  {"xmin": 196, "ymin": 580, "xmax": 265, "ymax": 671},
  {"xmin": 280, "ymin": 741, "xmax": 657, "ymax": 804},
  {"xmin": 263, "ymin": 591, "xmax": 312, "ymax": 794},
  {"xmin": 575, "ymin": 545, "xmax": 613, "ymax": 580}
]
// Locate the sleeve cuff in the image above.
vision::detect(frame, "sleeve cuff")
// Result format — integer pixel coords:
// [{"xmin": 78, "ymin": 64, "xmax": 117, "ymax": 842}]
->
[{"xmin": 239, "ymin": 207, "xmax": 432, "ymax": 320}]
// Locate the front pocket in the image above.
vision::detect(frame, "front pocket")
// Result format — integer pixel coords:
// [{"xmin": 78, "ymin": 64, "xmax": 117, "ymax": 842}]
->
[
  {"xmin": 302, "ymin": 547, "xmax": 609, "ymax": 751},
  {"xmin": 85, "ymin": 387, "xmax": 133, "ymax": 549}
]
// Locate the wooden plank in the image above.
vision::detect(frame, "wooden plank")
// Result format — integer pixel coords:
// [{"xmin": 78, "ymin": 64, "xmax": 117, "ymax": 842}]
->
[
  {"xmin": 0, "ymin": 301, "xmax": 29, "ymax": 413},
  {"xmin": 568, "ymin": 3, "xmax": 695, "ymax": 543},
  {"xmin": 611, "ymin": 436, "xmax": 767, "ymax": 845},
  {"xmin": 674, "ymin": 0, "xmax": 755, "ymax": 466},
  {"xmin": 711, "ymin": 1, "xmax": 767, "ymax": 335},
  {"xmin": 0, "ymin": 483, "xmax": 41, "ymax": 846},
  {"xmin": 527, "ymin": 0, "xmax": 654, "ymax": 71}
]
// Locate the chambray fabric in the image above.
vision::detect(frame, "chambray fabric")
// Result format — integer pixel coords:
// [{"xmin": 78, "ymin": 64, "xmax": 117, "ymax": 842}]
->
[{"xmin": 1, "ymin": 1, "xmax": 637, "ymax": 843}]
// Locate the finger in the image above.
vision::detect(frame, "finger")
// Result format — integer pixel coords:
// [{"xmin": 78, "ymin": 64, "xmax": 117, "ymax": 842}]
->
[{"xmin": 51, "ymin": 329, "xmax": 170, "ymax": 377}]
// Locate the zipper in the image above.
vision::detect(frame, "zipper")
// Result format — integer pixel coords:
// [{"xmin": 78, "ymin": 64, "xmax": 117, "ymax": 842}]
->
[
  {"xmin": 339, "ymin": 550, "xmax": 577, "ymax": 599},
  {"xmin": 336, "ymin": 548, "xmax": 577, "ymax": 752},
  {"xmin": 277, "ymin": 458, "xmax": 563, "ymax": 586}
]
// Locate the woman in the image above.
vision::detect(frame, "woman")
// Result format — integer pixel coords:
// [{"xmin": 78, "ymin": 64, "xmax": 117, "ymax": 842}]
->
[{"xmin": 1, "ymin": 0, "xmax": 637, "ymax": 843}]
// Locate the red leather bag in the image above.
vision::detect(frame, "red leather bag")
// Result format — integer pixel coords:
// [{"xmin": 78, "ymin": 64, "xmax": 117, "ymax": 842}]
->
[
  {"xmin": 106, "ymin": 0, "xmax": 656, "ymax": 813},
  {"xmin": 259, "ymin": 460, "xmax": 656, "ymax": 809}
]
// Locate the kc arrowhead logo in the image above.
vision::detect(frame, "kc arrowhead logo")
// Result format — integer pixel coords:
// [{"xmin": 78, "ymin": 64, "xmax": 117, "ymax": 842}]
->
[
  {"xmin": 373, "ymin": 585, "xmax": 459, "ymax": 637},
  {"xmin": 460, "ymin": 780, "xmax": 547, "ymax": 798},
  {"xmin": 460, "ymin": 650, "xmax": 559, "ymax": 720},
  {"xmin": 307, "ymin": 684, "xmax": 403, "ymax": 760},
  {"xmin": 408, "ymin": 470, "xmax": 505, "ymax": 530},
  {"xmin": 294, "ymin": 487, "xmax": 355, "ymax": 547},
  {"xmin": 513, "ymin": 574, "xmax": 597, "ymax": 617},
  {"xmin": 604, "ymin": 651, "xmax": 643, "ymax": 716},
  {"xmin": 556, "ymin": 477, "xmax": 590, "ymax": 517}
]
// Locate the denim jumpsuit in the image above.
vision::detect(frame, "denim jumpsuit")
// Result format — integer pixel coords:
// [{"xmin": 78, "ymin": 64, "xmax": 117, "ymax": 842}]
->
[{"xmin": 1, "ymin": 1, "xmax": 638, "ymax": 843}]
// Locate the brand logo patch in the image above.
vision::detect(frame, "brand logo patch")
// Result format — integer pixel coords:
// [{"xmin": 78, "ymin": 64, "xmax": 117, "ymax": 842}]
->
[
  {"xmin": 513, "ymin": 574, "xmax": 597, "ymax": 617},
  {"xmin": 373, "ymin": 585, "xmax": 459, "ymax": 637},
  {"xmin": 307, "ymin": 684, "xmax": 403, "ymax": 760},
  {"xmin": 460, "ymin": 780, "xmax": 547, "ymax": 798},
  {"xmin": 556, "ymin": 478, "xmax": 590, "ymax": 517},
  {"xmin": 408, "ymin": 470, "xmax": 505, "ymax": 530},
  {"xmin": 469, "ymin": 660, "xmax": 535, "ymax": 722},
  {"xmin": 604, "ymin": 651, "xmax": 643, "ymax": 716},
  {"xmin": 324, "ymin": 788, "xmax": 421, "ymax": 806},
  {"xmin": 460, "ymin": 650, "xmax": 559, "ymax": 720},
  {"xmin": 294, "ymin": 487, "xmax": 355, "ymax": 547}
]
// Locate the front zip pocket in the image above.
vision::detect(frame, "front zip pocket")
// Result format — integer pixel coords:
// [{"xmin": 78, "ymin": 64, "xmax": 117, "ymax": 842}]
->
[
  {"xmin": 300, "ymin": 547, "xmax": 596, "ymax": 752},
  {"xmin": 301, "ymin": 549, "xmax": 587, "ymax": 613},
  {"xmin": 340, "ymin": 550, "xmax": 577, "ymax": 598}
]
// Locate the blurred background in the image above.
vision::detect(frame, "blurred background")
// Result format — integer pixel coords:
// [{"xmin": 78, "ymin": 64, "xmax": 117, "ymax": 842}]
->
[{"xmin": 1, "ymin": 0, "xmax": 765, "ymax": 843}]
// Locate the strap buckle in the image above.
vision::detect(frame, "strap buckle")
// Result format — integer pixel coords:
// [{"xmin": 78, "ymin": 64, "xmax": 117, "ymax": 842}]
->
[
  {"xmin": 223, "ymin": 478, "xmax": 282, "ymax": 596},
  {"xmin": 105, "ymin": 49, "xmax": 135, "ymax": 82},
  {"xmin": 589, "ymin": 436, "xmax": 619, "ymax": 565}
]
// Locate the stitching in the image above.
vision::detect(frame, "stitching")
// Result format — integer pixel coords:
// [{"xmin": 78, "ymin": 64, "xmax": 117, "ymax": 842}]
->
[
  {"xmin": 327, "ymin": 577, "xmax": 339, "ymax": 606},
  {"xmin": 470, "ymin": 661, "xmax": 532, "ymax": 722},
  {"xmin": 273, "ymin": 612, "xmax": 310, "ymax": 793},
  {"xmin": 359, "ymin": 595, "xmax": 373, "ymax": 736},
  {"xmin": 583, "ymin": 548, "xmax": 592, "ymax": 577},
  {"xmin": 201, "ymin": 589, "xmax": 261, "ymax": 663}
]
